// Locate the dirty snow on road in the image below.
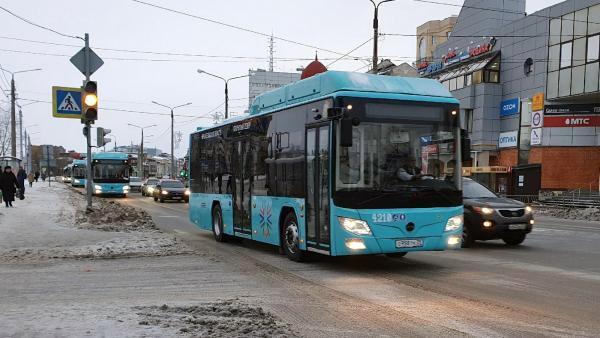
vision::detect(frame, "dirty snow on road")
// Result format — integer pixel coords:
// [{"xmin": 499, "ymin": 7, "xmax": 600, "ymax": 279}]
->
[{"xmin": 0, "ymin": 184, "xmax": 192, "ymax": 262}]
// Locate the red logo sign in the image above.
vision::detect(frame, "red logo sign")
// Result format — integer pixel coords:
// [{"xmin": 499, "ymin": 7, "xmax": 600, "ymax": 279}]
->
[
  {"xmin": 544, "ymin": 115, "xmax": 600, "ymax": 127},
  {"xmin": 469, "ymin": 43, "xmax": 493, "ymax": 57},
  {"xmin": 417, "ymin": 61, "xmax": 429, "ymax": 70}
]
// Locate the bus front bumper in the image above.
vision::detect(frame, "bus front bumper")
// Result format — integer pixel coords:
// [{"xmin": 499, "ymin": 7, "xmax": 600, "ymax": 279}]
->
[{"xmin": 337, "ymin": 231, "xmax": 462, "ymax": 256}]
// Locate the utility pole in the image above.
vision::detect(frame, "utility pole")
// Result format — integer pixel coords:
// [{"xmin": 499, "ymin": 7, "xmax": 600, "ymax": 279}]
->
[
  {"xmin": 10, "ymin": 76, "xmax": 16, "ymax": 157},
  {"xmin": 127, "ymin": 123, "xmax": 155, "ymax": 178},
  {"xmin": 369, "ymin": 0, "xmax": 395, "ymax": 72},
  {"xmin": 18, "ymin": 108, "xmax": 23, "ymax": 160},
  {"xmin": 151, "ymin": 101, "xmax": 191, "ymax": 179},
  {"xmin": 84, "ymin": 33, "xmax": 93, "ymax": 210}
]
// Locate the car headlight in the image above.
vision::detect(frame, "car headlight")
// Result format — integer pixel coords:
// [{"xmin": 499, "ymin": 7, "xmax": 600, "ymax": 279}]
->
[
  {"xmin": 525, "ymin": 206, "xmax": 533, "ymax": 214},
  {"xmin": 147, "ymin": 187, "xmax": 154, "ymax": 193},
  {"xmin": 445, "ymin": 214, "xmax": 463, "ymax": 232},
  {"xmin": 338, "ymin": 217, "xmax": 371, "ymax": 235},
  {"xmin": 185, "ymin": 190, "xmax": 190, "ymax": 196},
  {"xmin": 474, "ymin": 206, "xmax": 494, "ymax": 215},
  {"xmin": 161, "ymin": 190, "xmax": 168, "ymax": 195},
  {"xmin": 94, "ymin": 185, "xmax": 102, "ymax": 190}
]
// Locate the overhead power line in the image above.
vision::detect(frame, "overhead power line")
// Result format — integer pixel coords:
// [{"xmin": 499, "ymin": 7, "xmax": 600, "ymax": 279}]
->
[
  {"xmin": 0, "ymin": 5, "xmax": 82, "ymax": 40},
  {"xmin": 130, "ymin": 0, "xmax": 350, "ymax": 57},
  {"xmin": 327, "ymin": 37, "xmax": 374, "ymax": 68}
]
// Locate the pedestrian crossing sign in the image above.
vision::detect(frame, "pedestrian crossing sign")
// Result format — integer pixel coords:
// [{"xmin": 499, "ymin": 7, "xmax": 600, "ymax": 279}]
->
[{"xmin": 52, "ymin": 86, "xmax": 82, "ymax": 119}]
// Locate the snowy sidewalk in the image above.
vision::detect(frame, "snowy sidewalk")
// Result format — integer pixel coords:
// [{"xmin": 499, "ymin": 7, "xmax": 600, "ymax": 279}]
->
[{"xmin": 0, "ymin": 183, "xmax": 191, "ymax": 263}]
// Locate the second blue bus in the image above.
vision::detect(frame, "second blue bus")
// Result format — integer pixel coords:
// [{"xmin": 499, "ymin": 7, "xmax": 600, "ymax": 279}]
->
[{"xmin": 92, "ymin": 152, "xmax": 131, "ymax": 197}]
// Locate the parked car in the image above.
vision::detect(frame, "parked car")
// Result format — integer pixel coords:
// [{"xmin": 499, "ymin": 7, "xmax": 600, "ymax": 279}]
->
[
  {"xmin": 462, "ymin": 178, "xmax": 534, "ymax": 247},
  {"xmin": 153, "ymin": 179, "xmax": 189, "ymax": 203},
  {"xmin": 129, "ymin": 177, "xmax": 143, "ymax": 192},
  {"xmin": 141, "ymin": 178, "xmax": 160, "ymax": 197}
]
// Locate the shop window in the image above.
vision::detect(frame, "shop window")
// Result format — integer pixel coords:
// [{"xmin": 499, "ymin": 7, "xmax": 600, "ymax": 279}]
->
[
  {"xmin": 561, "ymin": 13, "xmax": 574, "ymax": 42},
  {"xmin": 575, "ymin": 9, "xmax": 588, "ymax": 37},
  {"xmin": 419, "ymin": 38, "xmax": 427, "ymax": 60},
  {"xmin": 587, "ymin": 35, "xmax": 600, "ymax": 62},
  {"xmin": 484, "ymin": 70, "xmax": 500, "ymax": 83},
  {"xmin": 473, "ymin": 70, "xmax": 483, "ymax": 84},
  {"xmin": 585, "ymin": 62, "xmax": 599, "ymax": 92},
  {"xmin": 432, "ymin": 36, "xmax": 437, "ymax": 45},
  {"xmin": 589, "ymin": 5, "xmax": 600, "ymax": 35},
  {"xmin": 549, "ymin": 18, "xmax": 561, "ymax": 46},
  {"xmin": 573, "ymin": 38, "xmax": 586, "ymax": 66},
  {"xmin": 456, "ymin": 75, "xmax": 464, "ymax": 89},
  {"xmin": 559, "ymin": 68, "xmax": 572, "ymax": 96},
  {"xmin": 547, "ymin": 71, "xmax": 559, "ymax": 98},
  {"xmin": 464, "ymin": 109, "xmax": 474, "ymax": 133},
  {"xmin": 572, "ymin": 65, "xmax": 585, "ymax": 94},
  {"xmin": 449, "ymin": 77, "xmax": 457, "ymax": 91},
  {"xmin": 465, "ymin": 73, "xmax": 472, "ymax": 86},
  {"xmin": 560, "ymin": 42, "xmax": 573, "ymax": 68},
  {"xmin": 548, "ymin": 45, "xmax": 560, "ymax": 71}
]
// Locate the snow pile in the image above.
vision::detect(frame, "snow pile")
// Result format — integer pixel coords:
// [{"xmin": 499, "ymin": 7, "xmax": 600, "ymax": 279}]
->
[
  {"xmin": 134, "ymin": 300, "xmax": 296, "ymax": 337},
  {"xmin": 535, "ymin": 207, "xmax": 600, "ymax": 222},
  {"xmin": 0, "ymin": 234, "xmax": 194, "ymax": 262},
  {"xmin": 74, "ymin": 200, "xmax": 158, "ymax": 232}
]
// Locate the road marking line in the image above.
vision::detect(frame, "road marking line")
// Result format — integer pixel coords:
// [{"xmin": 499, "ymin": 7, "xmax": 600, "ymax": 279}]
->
[{"xmin": 158, "ymin": 215, "xmax": 178, "ymax": 218}]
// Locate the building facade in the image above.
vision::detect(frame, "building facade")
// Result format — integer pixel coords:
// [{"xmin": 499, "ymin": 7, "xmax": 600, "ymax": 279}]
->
[
  {"xmin": 416, "ymin": 16, "xmax": 458, "ymax": 67},
  {"xmin": 248, "ymin": 69, "xmax": 300, "ymax": 108},
  {"xmin": 420, "ymin": 0, "xmax": 600, "ymax": 191}
]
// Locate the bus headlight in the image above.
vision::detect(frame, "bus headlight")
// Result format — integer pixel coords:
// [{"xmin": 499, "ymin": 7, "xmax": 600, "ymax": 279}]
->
[
  {"xmin": 73, "ymin": 179, "xmax": 80, "ymax": 184},
  {"xmin": 123, "ymin": 185, "xmax": 130, "ymax": 191},
  {"xmin": 94, "ymin": 185, "xmax": 102, "ymax": 190},
  {"xmin": 185, "ymin": 190, "xmax": 190, "ymax": 196},
  {"xmin": 345, "ymin": 238, "xmax": 366, "ymax": 250},
  {"xmin": 445, "ymin": 215, "xmax": 463, "ymax": 232},
  {"xmin": 338, "ymin": 217, "xmax": 371, "ymax": 235}
]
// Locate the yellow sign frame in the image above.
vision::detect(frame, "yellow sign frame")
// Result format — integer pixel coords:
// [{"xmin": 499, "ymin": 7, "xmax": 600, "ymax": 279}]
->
[{"xmin": 52, "ymin": 86, "xmax": 82, "ymax": 119}]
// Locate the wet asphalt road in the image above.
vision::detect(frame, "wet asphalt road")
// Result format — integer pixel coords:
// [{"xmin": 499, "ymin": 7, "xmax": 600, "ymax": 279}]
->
[{"xmin": 120, "ymin": 193, "xmax": 600, "ymax": 337}]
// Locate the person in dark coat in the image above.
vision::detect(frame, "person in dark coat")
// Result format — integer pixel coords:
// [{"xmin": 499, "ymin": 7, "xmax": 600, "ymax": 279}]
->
[
  {"xmin": 0, "ymin": 166, "xmax": 19, "ymax": 207},
  {"xmin": 16, "ymin": 166, "xmax": 26, "ymax": 198},
  {"xmin": 34, "ymin": 170, "xmax": 40, "ymax": 182}
]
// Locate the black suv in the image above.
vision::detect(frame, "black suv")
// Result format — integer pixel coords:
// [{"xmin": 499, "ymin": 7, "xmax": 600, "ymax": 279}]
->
[
  {"xmin": 153, "ymin": 179, "xmax": 189, "ymax": 203},
  {"xmin": 462, "ymin": 178, "xmax": 534, "ymax": 247}
]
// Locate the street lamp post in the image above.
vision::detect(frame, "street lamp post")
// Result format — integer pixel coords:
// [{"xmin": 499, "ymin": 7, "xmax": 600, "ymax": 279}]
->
[
  {"xmin": 0, "ymin": 67, "xmax": 42, "ymax": 158},
  {"xmin": 128, "ymin": 123, "xmax": 156, "ymax": 178},
  {"xmin": 151, "ymin": 101, "xmax": 192, "ymax": 179},
  {"xmin": 197, "ymin": 69, "xmax": 249, "ymax": 119},
  {"xmin": 369, "ymin": 0, "xmax": 395, "ymax": 72}
]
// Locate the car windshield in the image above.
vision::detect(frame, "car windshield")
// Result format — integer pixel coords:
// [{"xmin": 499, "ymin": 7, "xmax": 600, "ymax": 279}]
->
[
  {"xmin": 93, "ymin": 160, "xmax": 129, "ymax": 182},
  {"xmin": 463, "ymin": 179, "xmax": 497, "ymax": 198},
  {"xmin": 130, "ymin": 177, "xmax": 141, "ymax": 182},
  {"xmin": 161, "ymin": 181, "xmax": 184, "ymax": 188},
  {"xmin": 72, "ymin": 166, "xmax": 86, "ymax": 179},
  {"xmin": 146, "ymin": 179, "xmax": 159, "ymax": 185}
]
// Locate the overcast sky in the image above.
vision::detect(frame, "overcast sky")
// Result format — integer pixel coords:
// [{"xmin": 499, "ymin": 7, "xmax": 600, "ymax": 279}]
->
[{"xmin": 1, "ymin": 0, "xmax": 563, "ymax": 156}]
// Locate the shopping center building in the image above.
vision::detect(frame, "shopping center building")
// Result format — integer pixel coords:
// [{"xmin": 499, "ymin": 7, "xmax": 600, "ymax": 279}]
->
[{"xmin": 419, "ymin": 0, "xmax": 600, "ymax": 191}]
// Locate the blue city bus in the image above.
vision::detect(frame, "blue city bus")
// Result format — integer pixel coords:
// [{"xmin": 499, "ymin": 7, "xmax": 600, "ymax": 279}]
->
[
  {"xmin": 71, "ymin": 159, "xmax": 86, "ymax": 187},
  {"xmin": 91, "ymin": 152, "xmax": 131, "ymax": 197},
  {"xmin": 189, "ymin": 71, "xmax": 466, "ymax": 261},
  {"xmin": 62, "ymin": 164, "xmax": 73, "ymax": 183}
]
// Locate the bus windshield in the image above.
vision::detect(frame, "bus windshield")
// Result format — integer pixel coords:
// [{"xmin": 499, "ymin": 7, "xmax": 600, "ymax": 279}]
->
[
  {"xmin": 334, "ymin": 106, "xmax": 460, "ymax": 209},
  {"xmin": 93, "ymin": 160, "xmax": 129, "ymax": 183},
  {"xmin": 72, "ymin": 166, "xmax": 86, "ymax": 179}
]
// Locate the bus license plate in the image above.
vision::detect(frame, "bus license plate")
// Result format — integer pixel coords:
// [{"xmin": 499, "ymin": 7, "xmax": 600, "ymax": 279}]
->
[
  {"xmin": 395, "ymin": 239, "xmax": 423, "ymax": 248},
  {"xmin": 508, "ymin": 224, "xmax": 526, "ymax": 230}
]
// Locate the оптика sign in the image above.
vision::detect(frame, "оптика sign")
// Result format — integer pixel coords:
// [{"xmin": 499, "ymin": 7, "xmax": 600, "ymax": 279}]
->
[{"xmin": 544, "ymin": 104, "xmax": 600, "ymax": 115}]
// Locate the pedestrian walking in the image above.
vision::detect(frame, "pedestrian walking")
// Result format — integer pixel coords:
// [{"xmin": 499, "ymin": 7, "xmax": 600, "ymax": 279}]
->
[
  {"xmin": 0, "ymin": 166, "xmax": 19, "ymax": 207},
  {"xmin": 41, "ymin": 173, "xmax": 46, "ymax": 182},
  {"xmin": 34, "ymin": 171, "xmax": 40, "ymax": 182},
  {"xmin": 16, "ymin": 166, "xmax": 26, "ymax": 199},
  {"xmin": 27, "ymin": 172, "xmax": 34, "ymax": 188}
]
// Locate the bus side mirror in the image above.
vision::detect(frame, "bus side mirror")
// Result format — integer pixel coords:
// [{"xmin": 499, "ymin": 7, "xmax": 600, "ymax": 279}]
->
[{"xmin": 340, "ymin": 119, "xmax": 353, "ymax": 147}]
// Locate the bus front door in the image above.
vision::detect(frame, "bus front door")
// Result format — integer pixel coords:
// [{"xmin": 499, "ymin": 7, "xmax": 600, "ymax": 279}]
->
[
  {"xmin": 306, "ymin": 125, "xmax": 331, "ymax": 253},
  {"xmin": 233, "ymin": 140, "xmax": 251, "ymax": 235}
]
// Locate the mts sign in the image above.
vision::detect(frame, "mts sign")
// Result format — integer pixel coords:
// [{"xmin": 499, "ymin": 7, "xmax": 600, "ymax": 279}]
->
[{"xmin": 544, "ymin": 115, "xmax": 600, "ymax": 127}]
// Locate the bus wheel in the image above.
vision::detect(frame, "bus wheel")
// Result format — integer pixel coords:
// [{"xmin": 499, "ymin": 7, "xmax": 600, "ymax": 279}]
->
[
  {"xmin": 282, "ymin": 212, "xmax": 304, "ymax": 262},
  {"xmin": 212, "ymin": 205, "xmax": 226, "ymax": 242}
]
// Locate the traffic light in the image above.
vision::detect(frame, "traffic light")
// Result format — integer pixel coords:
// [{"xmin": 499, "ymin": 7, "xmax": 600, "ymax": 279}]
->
[
  {"xmin": 82, "ymin": 81, "xmax": 98, "ymax": 121},
  {"xmin": 97, "ymin": 127, "xmax": 111, "ymax": 147}
]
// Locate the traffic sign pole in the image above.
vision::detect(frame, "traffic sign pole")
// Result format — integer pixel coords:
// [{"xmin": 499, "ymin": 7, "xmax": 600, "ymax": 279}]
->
[{"xmin": 84, "ymin": 33, "xmax": 93, "ymax": 210}]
